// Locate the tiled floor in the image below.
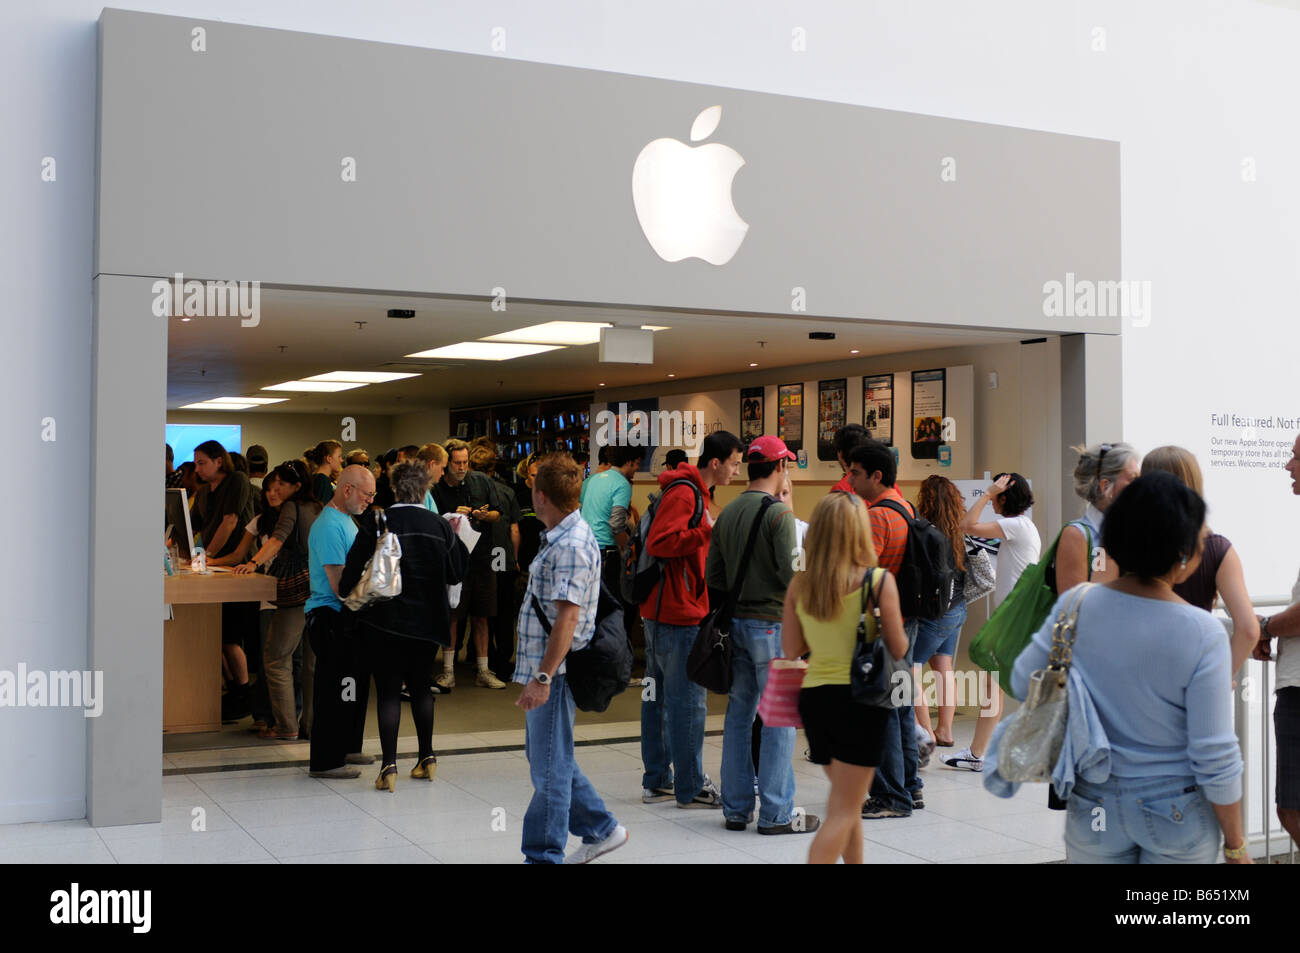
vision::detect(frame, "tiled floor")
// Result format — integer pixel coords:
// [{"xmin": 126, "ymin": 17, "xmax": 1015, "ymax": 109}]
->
[{"xmin": 3, "ymin": 718, "xmax": 1067, "ymax": 864}]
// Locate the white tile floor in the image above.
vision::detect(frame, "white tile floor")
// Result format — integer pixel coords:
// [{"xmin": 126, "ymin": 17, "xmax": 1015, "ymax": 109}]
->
[
  {"xmin": 0, "ymin": 717, "xmax": 1066, "ymax": 868},
  {"xmin": 0, "ymin": 721, "xmax": 1066, "ymax": 864}
]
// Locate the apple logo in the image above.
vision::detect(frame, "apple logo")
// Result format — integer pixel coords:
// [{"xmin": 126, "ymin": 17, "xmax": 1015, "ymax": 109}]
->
[{"xmin": 632, "ymin": 105, "xmax": 749, "ymax": 266}]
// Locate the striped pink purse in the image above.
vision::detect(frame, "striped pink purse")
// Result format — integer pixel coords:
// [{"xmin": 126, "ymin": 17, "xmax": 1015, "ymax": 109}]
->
[{"xmin": 757, "ymin": 659, "xmax": 808, "ymax": 728}]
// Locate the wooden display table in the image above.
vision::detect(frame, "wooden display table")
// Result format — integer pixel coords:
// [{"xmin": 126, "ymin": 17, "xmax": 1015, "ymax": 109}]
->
[{"xmin": 163, "ymin": 571, "xmax": 277, "ymax": 733}]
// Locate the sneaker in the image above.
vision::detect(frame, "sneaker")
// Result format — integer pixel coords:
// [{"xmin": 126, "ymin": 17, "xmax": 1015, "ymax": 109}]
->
[
  {"xmin": 433, "ymin": 672, "xmax": 455, "ymax": 694},
  {"xmin": 912, "ymin": 796, "xmax": 925, "ymax": 810},
  {"xmin": 724, "ymin": 818, "xmax": 749, "ymax": 831},
  {"xmin": 678, "ymin": 777, "xmax": 721, "ymax": 809},
  {"xmin": 564, "ymin": 824, "xmax": 629, "ymax": 864},
  {"xmin": 861, "ymin": 798, "xmax": 909, "ymax": 819},
  {"xmin": 476, "ymin": 670, "xmax": 507, "ymax": 690},
  {"xmin": 802, "ymin": 748, "xmax": 815, "ymax": 763},
  {"xmin": 345, "ymin": 752, "xmax": 376, "ymax": 765},
  {"xmin": 642, "ymin": 786, "xmax": 675, "ymax": 803},
  {"xmin": 758, "ymin": 812, "xmax": 821, "ymax": 835},
  {"xmin": 940, "ymin": 747, "xmax": 984, "ymax": 772}
]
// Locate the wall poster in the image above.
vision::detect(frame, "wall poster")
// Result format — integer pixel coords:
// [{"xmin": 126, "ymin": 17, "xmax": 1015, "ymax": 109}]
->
[
  {"xmin": 862, "ymin": 374, "xmax": 894, "ymax": 446},
  {"xmin": 740, "ymin": 386, "xmax": 765, "ymax": 443},
  {"xmin": 777, "ymin": 383, "xmax": 803, "ymax": 453},
  {"xmin": 817, "ymin": 377, "xmax": 847, "ymax": 462},
  {"xmin": 910, "ymin": 368, "xmax": 946, "ymax": 460}
]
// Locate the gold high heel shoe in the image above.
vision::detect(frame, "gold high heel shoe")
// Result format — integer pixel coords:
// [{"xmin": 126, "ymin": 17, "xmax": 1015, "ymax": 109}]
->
[
  {"xmin": 375, "ymin": 763, "xmax": 398, "ymax": 793},
  {"xmin": 411, "ymin": 755, "xmax": 437, "ymax": 781}
]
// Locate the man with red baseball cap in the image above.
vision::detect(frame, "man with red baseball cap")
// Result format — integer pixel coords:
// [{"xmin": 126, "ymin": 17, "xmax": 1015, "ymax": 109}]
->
[{"xmin": 705, "ymin": 435, "xmax": 819, "ymax": 835}]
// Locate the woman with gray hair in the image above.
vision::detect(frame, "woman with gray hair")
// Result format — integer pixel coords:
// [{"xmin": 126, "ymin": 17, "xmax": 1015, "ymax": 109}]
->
[
  {"xmin": 1050, "ymin": 441, "xmax": 1141, "ymax": 593},
  {"xmin": 339, "ymin": 461, "xmax": 469, "ymax": 791}
]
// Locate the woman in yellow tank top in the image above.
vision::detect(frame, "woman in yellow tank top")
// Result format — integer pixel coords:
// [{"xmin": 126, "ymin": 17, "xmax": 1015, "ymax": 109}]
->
[{"xmin": 781, "ymin": 490, "xmax": 907, "ymax": 864}]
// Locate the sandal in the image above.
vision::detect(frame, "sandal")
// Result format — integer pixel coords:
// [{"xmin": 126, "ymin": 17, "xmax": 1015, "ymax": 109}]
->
[
  {"xmin": 375, "ymin": 763, "xmax": 398, "ymax": 793},
  {"xmin": 411, "ymin": 755, "xmax": 437, "ymax": 781}
]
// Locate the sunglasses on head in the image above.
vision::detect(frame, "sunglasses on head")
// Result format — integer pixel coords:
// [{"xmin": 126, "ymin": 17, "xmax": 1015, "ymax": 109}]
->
[{"xmin": 1097, "ymin": 443, "xmax": 1114, "ymax": 478}]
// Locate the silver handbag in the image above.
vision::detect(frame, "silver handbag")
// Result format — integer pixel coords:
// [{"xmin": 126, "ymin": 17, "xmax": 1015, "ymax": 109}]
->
[
  {"xmin": 997, "ymin": 583, "xmax": 1094, "ymax": 782},
  {"xmin": 963, "ymin": 546, "xmax": 996, "ymax": 604},
  {"xmin": 344, "ymin": 510, "xmax": 403, "ymax": 611}
]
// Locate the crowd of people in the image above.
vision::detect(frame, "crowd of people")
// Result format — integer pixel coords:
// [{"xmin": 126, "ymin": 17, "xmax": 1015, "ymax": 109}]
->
[{"xmin": 161, "ymin": 423, "xmax": 1300, "ymax": 865}]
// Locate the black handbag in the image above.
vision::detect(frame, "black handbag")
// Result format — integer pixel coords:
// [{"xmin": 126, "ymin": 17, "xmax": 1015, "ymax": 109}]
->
[
  {"xmin": 687, "ymin": 496, "xmax": 776, "ymax": 694},
  {"xmin": 849, "ymin": 568, "xmax": 909, "ymax": 707},
  {"xmin": 531, "ymin": 578, "xmax": 633, "ymax": 713}
]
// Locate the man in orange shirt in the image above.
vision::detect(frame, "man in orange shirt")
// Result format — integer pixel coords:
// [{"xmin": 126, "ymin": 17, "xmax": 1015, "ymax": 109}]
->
[
  {"xmin": 847, "ymin": 439, "xmax": 923, "ymax": 818},
  {"xmin": 828, "ymin": 424, "xmax": 867, "ymax": 495}
]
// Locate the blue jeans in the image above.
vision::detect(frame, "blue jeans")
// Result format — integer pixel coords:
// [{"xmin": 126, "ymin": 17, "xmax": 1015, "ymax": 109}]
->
[
  {"xmin": 721, "ymin": 618, "xmax": 797, "ymax": 826},
  {"xmin": 913, "ymin": 601, "xmax": 966, "ymax": 665},
  {"xmin": 1066, "ymin": 775, "xmax": 1221, "ymax": 864},
  {"xmin": 522, "ymin": 674, "xmax": 619, "ymax": 864},
  {"xmin": 641, "ymin": 619, "xmax": 710, "ymax": 805},
  {"xmin": 869, "ymin": 619, "xmax": 921, "ymax": 812}
]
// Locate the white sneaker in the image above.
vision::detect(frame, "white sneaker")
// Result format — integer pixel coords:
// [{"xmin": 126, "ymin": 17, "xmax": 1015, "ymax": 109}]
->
[
  {"xmin": 433, "ymin": 672, "xmax": 455, "ymax": 694},
  {"xmin": 564, "ymin": 824, "xmax": 629, "ymax": 864},
  {"xmin": 940, "ymin": 746, "xmax": 984, "ymax": 772},
  {"xmin": 476, "ymin": 670, "xmax": 507, "ymax": 690}
]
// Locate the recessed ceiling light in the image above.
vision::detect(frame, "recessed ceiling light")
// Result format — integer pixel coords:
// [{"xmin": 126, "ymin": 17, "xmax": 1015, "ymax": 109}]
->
[
  {"xmin": 667, "ymin": 373, "xmax": 676, "ymax": 378},
  {"xmin": 304, "ymin": 371, "xmax": 421, "ymax": 384},
  {"xmin": 207, "ymin": 396, "xmax": 289, "ymax": 405},
  {"xmin": 749, "ymin": 363, "xmax": 758, "ymax": 367},
  {"xmin": 181, "ymin": 401, "xmax": 257, "ymax": 411},
  {"xmin": 405, "ymin": 342, "xmax": 563, "ymax": 361},
  {"xmin": 598, "ymin": 382, "xmax": 606, "ymax": 387},
  {"xmin": 850, "ymin": 349, "xmax": 860, "ymax": 354},
  {"xmin": 485, "ymin": 322, "xmax": 611, "ymax": 346},
  {"xmin": 262, "ymin": 380, "xmax": 368, "ymax": 392}
]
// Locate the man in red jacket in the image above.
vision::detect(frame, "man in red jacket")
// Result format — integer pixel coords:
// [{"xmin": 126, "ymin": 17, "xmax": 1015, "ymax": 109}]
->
[{"xmin": 639, "ymin": 431, "xmax": 744, "ymax": 809}]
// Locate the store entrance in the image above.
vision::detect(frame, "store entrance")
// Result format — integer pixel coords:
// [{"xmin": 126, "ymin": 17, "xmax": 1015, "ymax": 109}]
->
[{"xmin": 160, "ymin": 287, "xmax": 1053, "ymax": 767}]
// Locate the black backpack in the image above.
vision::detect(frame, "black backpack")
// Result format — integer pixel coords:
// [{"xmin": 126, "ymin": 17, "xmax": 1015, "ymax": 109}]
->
[
  {"xmin": 621, "ymin": 477, "xmax": 705, "ymax": 606},
  {"xmin": 874, "ymin": 498, "xmax": 957, "ymax": 620},
  {"xmin": 531, "ymin": 577, "xmax": 632, "ymax": 712}
]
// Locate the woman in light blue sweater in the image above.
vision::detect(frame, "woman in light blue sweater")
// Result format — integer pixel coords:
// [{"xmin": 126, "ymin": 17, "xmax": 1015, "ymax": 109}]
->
[{"xmin": 1012, "ymin": 471, "xmax": 1250, "ymax": 864}]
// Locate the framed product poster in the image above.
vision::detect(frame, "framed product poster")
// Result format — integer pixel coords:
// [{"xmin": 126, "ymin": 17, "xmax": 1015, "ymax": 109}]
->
[
  {"xmin": 817, "ymin": 377, "xmax": 847, "ymax": 461},
  {"xmin": 862, "ymin": 374, "xmax": 894, "ymax": 446},
  {"xmin": 740, "ymin": 386, "xmax": 765, "ymax": 443},
  {"xmin": 910, "ymin": 368, "xmax": 946, "ymax": 459},
  {"xmin": 777, "ymin": 383, "xmax": 803, "ymax": 453}
]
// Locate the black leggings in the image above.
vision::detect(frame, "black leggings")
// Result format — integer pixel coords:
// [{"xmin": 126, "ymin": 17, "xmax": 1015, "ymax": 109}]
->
[{"xmin": 371, "ymin": 636, "xmax": 439, "ymax": 767}]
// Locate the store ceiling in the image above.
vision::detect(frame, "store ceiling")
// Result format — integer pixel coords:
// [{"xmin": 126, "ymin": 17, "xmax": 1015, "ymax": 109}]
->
[{"xmin": 166, "ymin": 288, "xmax": 1029, "ymax": 414}]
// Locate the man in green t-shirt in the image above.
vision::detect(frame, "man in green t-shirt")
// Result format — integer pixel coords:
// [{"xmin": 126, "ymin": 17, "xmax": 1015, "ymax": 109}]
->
[{"xmin": 705, "ymin": 436, "xmax": 818, "ymax": 836}]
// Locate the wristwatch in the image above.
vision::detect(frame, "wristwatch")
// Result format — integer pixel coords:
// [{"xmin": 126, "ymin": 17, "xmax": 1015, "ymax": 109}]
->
[
  {"xmin": 533, "ymin": 671, "xmax": 551, "ymax": 686},
  {"xmin": 1223, "ymin": 842, "xmax": 1248, "ymax": 861},
  {"xmin": 1260, "ymin": 615, "xmax": 1272, "ymax": 638}
]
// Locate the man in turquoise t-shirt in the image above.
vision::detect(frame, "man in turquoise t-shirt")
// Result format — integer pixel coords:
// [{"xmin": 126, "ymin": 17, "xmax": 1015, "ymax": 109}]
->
[
  {"xmin": 305, "ymin": 465, "xmax": 374, "ymax": 778},
  {"xmin": 580, "ymin": 445, "xmax": 644, "ymax": 599}
]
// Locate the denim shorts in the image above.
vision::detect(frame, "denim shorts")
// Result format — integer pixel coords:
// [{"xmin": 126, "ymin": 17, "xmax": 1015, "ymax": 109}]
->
[
  {"xmin": 1065, "ymin": 774, "xmax": 1220, "ymax": 864},
  {"xmin": 912, "ymin": 601, "xmax": 966, "ymax": 665}
]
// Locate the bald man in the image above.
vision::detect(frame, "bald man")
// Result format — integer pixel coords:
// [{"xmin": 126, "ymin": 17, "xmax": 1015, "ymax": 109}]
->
[{"xmin": 306, "ymin": 465, "xmax": 377, "ymax": 778}]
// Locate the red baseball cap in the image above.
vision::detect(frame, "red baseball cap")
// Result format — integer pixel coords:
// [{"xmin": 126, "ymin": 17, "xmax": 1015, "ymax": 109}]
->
[{"xmin": 747, "ymin": 435, "xmax": 796, "ymax": 463}]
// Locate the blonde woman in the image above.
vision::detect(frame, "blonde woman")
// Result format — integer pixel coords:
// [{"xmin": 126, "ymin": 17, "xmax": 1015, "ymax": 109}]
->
[
  {"xmin": 1141, "ymin": 446, "xmax": 1260, "ymax": 672},
  {"xmin": 781, "ymin": 491, "xmax": 907, "ymax": 864}
]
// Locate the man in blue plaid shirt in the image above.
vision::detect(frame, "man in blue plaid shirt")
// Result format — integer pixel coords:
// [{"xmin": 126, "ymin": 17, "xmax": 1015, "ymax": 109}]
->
[{"xmin": 514, "ymin": 453, "xmax": 628, "ymax": 864}]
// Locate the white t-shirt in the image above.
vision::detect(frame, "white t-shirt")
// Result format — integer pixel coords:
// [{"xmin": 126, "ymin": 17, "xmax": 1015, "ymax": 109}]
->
[
  {"xmin": 1276, "ymin": 569, "xmax": 1300, "ymax": 692},
  {"xmin": 992, "ymin": 514, "xmax": 1042, "ymax": 607}
]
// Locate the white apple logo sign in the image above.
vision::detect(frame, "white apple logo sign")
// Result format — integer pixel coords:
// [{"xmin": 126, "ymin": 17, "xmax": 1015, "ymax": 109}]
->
[{"xmin": 632, "ymin": 105, "xmax": 749, "ymax": 266}]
